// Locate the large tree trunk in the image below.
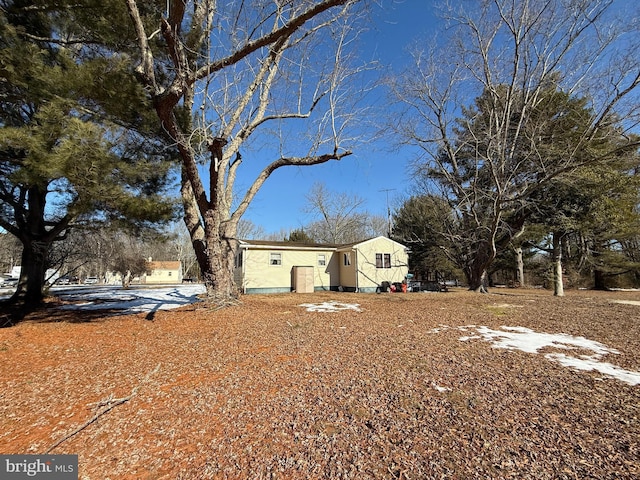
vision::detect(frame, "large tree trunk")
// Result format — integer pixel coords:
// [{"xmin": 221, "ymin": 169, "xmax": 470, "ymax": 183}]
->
[
  {"xmin": 552, "ymin": 231, "xmax": 565, "ymax": 297},
  {"xmin": 593, "ymin": 269, "xmax": 606, "ymax": 290},
  {"xmin": 592, "ymin": 247, "xmax": 607, "ymax": 290},
  {"xmin": 202, "ymin": 221, "xmax": 240, "ymax": 303},
  {"xmin": 515, "ymin": 246, "xmax": 525, "ymax": 287},
  {"xmin": 181, "ymin": 162, "xmax": 240, "ymax": 303},
  {"xmin": 466, "ymin": 268, "xmax": 489, "ymax": 293},
  {"xmin": 2, "ymin": 238, "xmax": 49, "ymax": 324},
  {"xmin": 465, "ymin": 261, "xmax": 489, "ymax": 292},
  {"xmin": 465, "ymin": 241, "xmax": 494, "ymax": 293},
  {"xmin": 3, "ymin": 186, "xmax": 52, "ymax": 320}
]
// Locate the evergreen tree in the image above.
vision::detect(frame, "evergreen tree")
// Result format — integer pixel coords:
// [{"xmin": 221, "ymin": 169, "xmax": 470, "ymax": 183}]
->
[
  {"xmin": 391, "ymin": 194, "xmax": 460, "ymax": 279},
  {"xmin": 0, "ymin": 1, "xmax": 176, "ymax": 321},
  {"xmin": 393, "ymin": 0, "xmax": 640, "ymax": 292}
]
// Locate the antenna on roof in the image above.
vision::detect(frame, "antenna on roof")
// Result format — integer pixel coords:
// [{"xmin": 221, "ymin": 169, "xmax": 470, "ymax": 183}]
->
[{"xmin": 379, "ymin": 189, "xmax": 395, "ymax": 238}]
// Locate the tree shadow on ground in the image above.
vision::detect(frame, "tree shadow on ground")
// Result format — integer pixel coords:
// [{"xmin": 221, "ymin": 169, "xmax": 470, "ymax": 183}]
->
[{"xmin": 1, "ymin": 296, "xmax": 132, "ymax": 327}]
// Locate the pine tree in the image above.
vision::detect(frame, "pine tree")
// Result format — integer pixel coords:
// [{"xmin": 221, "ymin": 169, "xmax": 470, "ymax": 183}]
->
[{"xmin": 0, "ymin": 2, "xmax": 176, "ymax": 321}]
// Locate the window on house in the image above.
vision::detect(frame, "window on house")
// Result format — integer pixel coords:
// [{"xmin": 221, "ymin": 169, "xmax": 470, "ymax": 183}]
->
[
  {"xmin": 343, "ymin": 252, "xmax": 351, "ymax": 266},
  {"xmin": 318, "ymin": 254, "xmax": 326, "ymax": 266},
  {"xmin": 235, "ymin": 253, "xmax": 243, "ymax": 268},
  {"xmin": 376, "ymin": 253, "xmax": 391, "ymax": 268},
  {"xmin": 270, "ymin": 252, "xmax": 282, "ymax": 266}
]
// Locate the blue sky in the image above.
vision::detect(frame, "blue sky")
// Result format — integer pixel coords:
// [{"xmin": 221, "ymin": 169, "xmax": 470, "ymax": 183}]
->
[{"xmin": 239, "ymin": 1, "xmax": 439, "ymax": 235}]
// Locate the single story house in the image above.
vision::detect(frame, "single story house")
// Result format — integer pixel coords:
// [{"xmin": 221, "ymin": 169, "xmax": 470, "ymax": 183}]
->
[
  {"xmin": 234, "ymin": 236, "xmax": 409, "ymax": 294},
  {"xmin": 143, "ymin": 260, "xmax": 183, "ymax": 284}
]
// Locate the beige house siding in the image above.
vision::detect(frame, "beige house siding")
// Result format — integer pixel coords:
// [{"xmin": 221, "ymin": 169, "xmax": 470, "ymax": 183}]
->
[
  {"xmin": 144, "ymin": 261, "xmax": 182, "ymax": 284},
  {"xmin": 349, "ymin": 237, "xmax": 409, "ymax": 292},
  {"xmin": 236, "ymin": 243, "xmax": 338, "ymax": 293},
  {"xmin": 236, "ymin": 237, "xmax": 408, "ymax": 294}
]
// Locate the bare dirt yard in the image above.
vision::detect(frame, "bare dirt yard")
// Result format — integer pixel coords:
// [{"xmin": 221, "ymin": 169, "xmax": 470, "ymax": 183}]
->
[{"xmin": 1, "ymin": 288, "xmax": 639, "ymax": 479}]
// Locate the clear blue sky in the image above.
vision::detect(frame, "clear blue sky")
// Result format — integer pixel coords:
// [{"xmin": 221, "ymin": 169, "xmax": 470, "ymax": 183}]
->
[{"xmin": 239, "ymin": 1, "xmax": 439, "ymax": 236}]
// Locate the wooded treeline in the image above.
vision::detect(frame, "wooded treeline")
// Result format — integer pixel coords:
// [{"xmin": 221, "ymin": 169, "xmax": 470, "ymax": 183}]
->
[
  {"xmin": 389, "ymin": 0, "xmax": 640, "ymax": 294},
  {"xmin": 0, "ymin": 0, "xmax": 638, "ymax": 324}
]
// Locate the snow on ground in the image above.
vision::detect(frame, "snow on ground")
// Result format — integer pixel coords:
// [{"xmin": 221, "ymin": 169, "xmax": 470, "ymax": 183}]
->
[
  {"xmin": 453, "ymin": 325, "xmax": 639, "ymax": 386},
  {"xmin": 299, "ymin": 301, "xmax": 362, "ymax": 313},
  {"xmin": 56, "ymin": 284, "xmax": 206, "ymax": 315},
  {"xmin": 431, "ymin": 382, "xmax": 451, "ymax": 393},
  {"xmin": 56, "ymin": 287, "xmax": 364, "ymax": 315},
  {"xmin": 612, "ymin": 300, "xmax": 640, "ymax": 306}
]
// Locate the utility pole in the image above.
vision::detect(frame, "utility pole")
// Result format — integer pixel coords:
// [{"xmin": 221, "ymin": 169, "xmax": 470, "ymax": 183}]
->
[{"xmin": 379, "ymin": 189, "xmax": 395, "ymax": 237}]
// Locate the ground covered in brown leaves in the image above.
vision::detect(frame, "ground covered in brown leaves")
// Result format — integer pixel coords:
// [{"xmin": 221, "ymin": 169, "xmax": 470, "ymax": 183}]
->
[{"xmin": 1, "ymin": 288, "xmax": 639, "ymax": 479}]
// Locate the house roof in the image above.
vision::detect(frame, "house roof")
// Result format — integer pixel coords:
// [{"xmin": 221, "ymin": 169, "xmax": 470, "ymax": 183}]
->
[
  {"xmin": 238, "ymin": 239, "xmax": 342, "ymax": 251},
  {"xmin": 239, "ymin": 236, "xmax": 407, "ymax": 251},
  {"xmin": 147, "ymin": 261, "xmax": 181, "ymax": 270},
  {"xmin": 335, "ymin": 236, "xmax": 409, "ymax": 251}
]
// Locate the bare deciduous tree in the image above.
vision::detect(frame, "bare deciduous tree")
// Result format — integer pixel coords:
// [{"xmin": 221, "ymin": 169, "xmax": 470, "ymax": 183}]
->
[
  {"xmin": 303, "ymin": 182, "xmax": 370, "ymax": 243},
  {"xmin": 125, "ymin": 0, "xmax": 372, "ymax": 303},
  {"xmin": 392, "ymin": 0, "xmax": 640, "ymax": 293}
]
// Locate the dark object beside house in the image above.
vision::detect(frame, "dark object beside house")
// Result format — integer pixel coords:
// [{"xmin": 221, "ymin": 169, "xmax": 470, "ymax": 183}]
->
[{"xmin": 409, "ymin": 281, "xmax": 448, "ymax": 292}]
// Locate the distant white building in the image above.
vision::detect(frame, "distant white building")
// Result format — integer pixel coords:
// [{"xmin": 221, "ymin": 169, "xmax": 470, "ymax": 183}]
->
[{"xmin": 143, "ymin": 260, "xmax": 183, "ymax": 284}]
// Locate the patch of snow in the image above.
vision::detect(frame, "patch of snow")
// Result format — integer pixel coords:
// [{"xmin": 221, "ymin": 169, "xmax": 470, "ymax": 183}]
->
[
  {"xmin": 457, "ymin": 325, "xmax": 639, "ymax": 386},
  {"xmin": 57, "ymin": 284, "xmax": 206, "ymax": 315},
  {"xmin": 545, "ymin": 353, "xmax": 640, "ymax": 386},
  {"xmin": 428, "ymin": 323, "xmax": 456, "ymax": 334},
  {"xmin": 299, "ymin": 301, "xmax": 362, "ymax": 313},
  {"xmin": 612, "ymin": 300, "xmax": 640, "ymax": 306},
  {"xmin": 459, "ymin": 335, "xmax": 482, "ymax": 341},
  {"xmin": 469, "ymin": 325, "xmax": 619, "ymax": 356},
  {"xmin": 431, "ymin": 382, "xmax": 451, "ymax": 393}
]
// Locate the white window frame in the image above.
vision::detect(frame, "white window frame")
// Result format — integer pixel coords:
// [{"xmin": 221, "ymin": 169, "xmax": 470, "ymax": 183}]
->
[
  {"xmin": 270, "ymin": 252, "xmax": 282, "ymax": 266},
  {"xmin": 318, "ymin": 254, "xmax": 326, "ymax": 266}
]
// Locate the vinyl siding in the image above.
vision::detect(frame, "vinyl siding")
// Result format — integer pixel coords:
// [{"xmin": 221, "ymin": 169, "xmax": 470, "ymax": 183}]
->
[
  {"xmin": 236, "ymin": 237, "xmax": 408, "ymax": 294},
  {"xmin": 354, "ymin": 237, "xmax": 409, "ymax": 292},
  {"xmin": 238, "ymin": 247, "xmax": 338, "ymax": 293}
]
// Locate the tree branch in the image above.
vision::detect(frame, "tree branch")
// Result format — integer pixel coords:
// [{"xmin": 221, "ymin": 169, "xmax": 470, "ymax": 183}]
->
[
  {"xmin": 192, "ymin": 0, "xmax": 353, "ymax": 83},
  {"xmin": 231, "ymin": 150, "xmax": 352, "ymax": 223},
  {"xmin": 45, "ymin": 363, "xmax": 161, "ymax": 454}
]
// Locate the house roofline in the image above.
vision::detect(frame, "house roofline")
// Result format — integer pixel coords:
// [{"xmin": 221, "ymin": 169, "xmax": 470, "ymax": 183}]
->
[
  {"xmin": 238, "ymin": 240, "xmax": 340, "ymax": 251},
  {"xmin": 335, "ymin": 236, "xmax": 409, "ymax": 251},
  {"xmin": 239, "ymin": 236, "xmax": 408, "ymax": 252}
]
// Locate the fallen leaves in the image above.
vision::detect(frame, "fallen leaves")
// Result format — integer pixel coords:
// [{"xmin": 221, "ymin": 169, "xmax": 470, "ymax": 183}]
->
[{"xmin": 0, "ymin": 289, "xmax": 639, "ymax": 478}]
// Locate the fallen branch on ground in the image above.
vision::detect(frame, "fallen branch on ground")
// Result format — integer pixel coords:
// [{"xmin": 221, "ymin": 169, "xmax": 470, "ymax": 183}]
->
[{"xmin": 45, "ymin": 363, "xmax": 161, "ymax": 453}]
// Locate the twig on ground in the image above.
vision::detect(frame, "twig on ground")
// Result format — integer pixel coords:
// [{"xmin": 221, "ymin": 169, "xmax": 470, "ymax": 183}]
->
[{"xmin": 45, "ymin": 363, "xmax": 161, "ymax": 453}]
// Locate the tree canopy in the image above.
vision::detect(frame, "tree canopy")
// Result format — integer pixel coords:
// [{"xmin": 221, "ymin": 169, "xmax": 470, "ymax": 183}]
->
[
  {"xmin": 0, "ymin": 0, "xmax": 177, "ymax": 319},
  {"xmin": 124, "ymin": 0, "xmax": 372, "ymax": 303},
  {"xmin": 392, "ymin": 0, "xmax": 640, "ymax": 292}
]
